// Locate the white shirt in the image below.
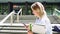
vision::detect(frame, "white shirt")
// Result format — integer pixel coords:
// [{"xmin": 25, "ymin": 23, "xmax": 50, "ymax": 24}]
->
[{"xmin": 35, "ymin": 15, "xmax": 52, "ymax": 34}]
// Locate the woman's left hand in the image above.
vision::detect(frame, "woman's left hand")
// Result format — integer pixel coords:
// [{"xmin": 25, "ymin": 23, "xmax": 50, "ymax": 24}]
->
[{"xmin": 24, "ymin": 24, "xmax": 33, "ymax": 34}]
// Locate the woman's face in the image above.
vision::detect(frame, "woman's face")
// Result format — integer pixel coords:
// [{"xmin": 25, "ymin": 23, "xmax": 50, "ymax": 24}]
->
[
  {"xmin": 32, "ymin": 8, "xmax": 40, "ymax": 17},
  {"xmin": 31, "ymin": 2, "xmax": 44, "ymax": 18}
]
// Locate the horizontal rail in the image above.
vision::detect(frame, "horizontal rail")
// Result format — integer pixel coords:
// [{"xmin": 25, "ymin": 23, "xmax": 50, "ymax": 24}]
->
[{"xmin": 54, "ymin": 8, "xmax": 60, "ymax": 13}]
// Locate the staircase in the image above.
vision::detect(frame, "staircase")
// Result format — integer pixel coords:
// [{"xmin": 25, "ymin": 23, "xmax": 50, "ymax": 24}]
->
[{"xmin": 0, "ymin": 23, "xmax": 27, "ymax": 34}]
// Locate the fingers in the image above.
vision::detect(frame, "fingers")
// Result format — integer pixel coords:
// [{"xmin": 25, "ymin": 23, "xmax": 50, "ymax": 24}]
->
[
  {"xmin": 24, "ymin": 24, "xmax": 28, "ymax": 28},
  {"xmin": 24, "ymin": 25, "xmax": 30, "ymax": 31},
  {"xmin": 23, "ymin": 24, "xmax": 31, "ymax": 31},
  {"xmin": 25, "ymin": 25, "xmax": 29, "ymax": 28}
]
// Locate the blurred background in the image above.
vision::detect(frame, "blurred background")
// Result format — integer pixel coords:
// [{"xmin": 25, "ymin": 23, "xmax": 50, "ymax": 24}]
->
[
  {"xmin": 0, "ymin": 0, "xmax": 60, "ymax": 15},
  {"xmin": 0, "ymin": 0, "xmax": 60, "ymax": 34}
]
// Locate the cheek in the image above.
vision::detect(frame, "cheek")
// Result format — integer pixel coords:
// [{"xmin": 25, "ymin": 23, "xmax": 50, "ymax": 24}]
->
[
  {"xmin": 33, "ymin": 12, "xmax": 37, "ymax": 15},
  {"xmin": 34, "ymin": 12, "xmax": 38, "ymax": 16},
  {"xmin": 35, "ymin": 12, "xmax": 40, "ymax": 16},
  {"xmin": 32, "ymin": 11, "xmax": 35, "ymax": 14}
]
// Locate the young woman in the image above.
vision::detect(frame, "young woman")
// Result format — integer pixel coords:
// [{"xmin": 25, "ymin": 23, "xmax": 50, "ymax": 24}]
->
[{"xmin": 25, "ymin": 2, "xmax": 52, "ymax": 34}]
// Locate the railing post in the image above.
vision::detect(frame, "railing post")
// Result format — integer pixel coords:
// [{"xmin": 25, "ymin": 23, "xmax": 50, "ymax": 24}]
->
[
  {"xmin": 21, "ymin": 11, "xmax": 22, "ymax": 16},
  {"xmin": 11, "ymin": 13, "xmax": 13, "ymax": 25},
  {"xmin": 17, "ymin": 14, "xmax": 19, "ymax": 23}
]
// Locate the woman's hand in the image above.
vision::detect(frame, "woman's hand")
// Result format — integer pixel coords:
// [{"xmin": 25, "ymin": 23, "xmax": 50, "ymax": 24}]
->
[
  {"xmin": 24, "ymin": 24, "xmax": 33, "ymax": 34},
  {"xmin": 24, "ymin": 24, "xmax": 30, "ymax": 31}
]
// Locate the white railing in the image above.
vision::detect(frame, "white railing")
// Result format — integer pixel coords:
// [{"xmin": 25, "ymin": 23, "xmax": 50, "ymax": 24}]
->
[
  {"xmin": 54, "ymin": 8, "xmax": 60, "ymax": 13},
  {"xmin": 53, "ymin": 8, "xmax": 60, "ymax": 18},
  {"xmin": 0, "ymin": 8, "xmax": 22, "ymax": 25},
  {"xmin": 17, "ymin": 8, "xmax": 22, "ymax": 23},
  {"xmin": 0, "ymin": 10, "xmax": 15, "ymax": 24}
]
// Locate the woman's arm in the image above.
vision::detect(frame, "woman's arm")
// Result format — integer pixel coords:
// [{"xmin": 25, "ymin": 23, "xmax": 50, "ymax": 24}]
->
[{"xmin": 45, "ymin": 18, "xmax": 52, "ymax": 34}]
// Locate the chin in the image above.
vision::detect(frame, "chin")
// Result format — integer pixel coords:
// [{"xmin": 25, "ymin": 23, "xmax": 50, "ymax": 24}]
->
[{"xmin": 34, "ymin": 15, "xmax": 38, "ymax": 17}]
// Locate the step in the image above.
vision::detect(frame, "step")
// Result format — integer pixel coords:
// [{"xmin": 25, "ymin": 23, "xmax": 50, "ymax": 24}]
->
[
  {"xmin": 0, "ymin": 23, "xmax": 27, "ymax": 33},
  {"xmin": 0, "ymin": 27, "xmax": 26, "ymax": 30},
  {"xmin": 0, "ymin": 23, "xmax": 27, "ymax": 30},
  {"xmin": 0, "ymin": 23, "xmax": 25, "ymax": 27},
  {"xmin": 0, "ymin": 30, "xmax": 27, "ymax": 33}
]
